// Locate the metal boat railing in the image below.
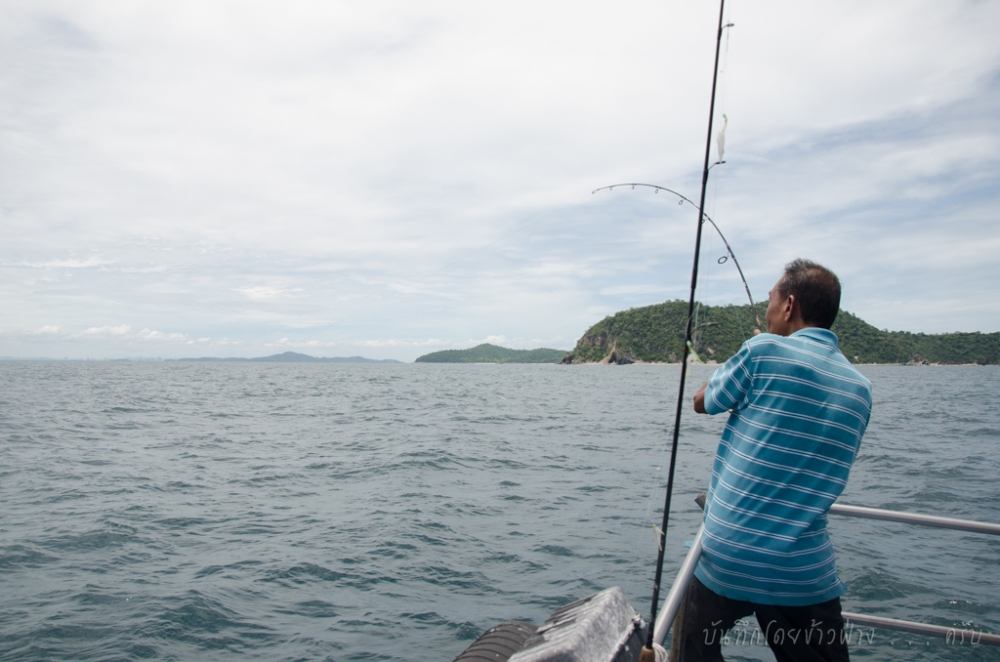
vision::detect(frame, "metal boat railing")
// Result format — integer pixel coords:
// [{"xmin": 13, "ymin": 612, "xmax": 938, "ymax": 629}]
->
[{"xmin": 652, "ymin": 501, "xmax": 1000, "ymax": 649}]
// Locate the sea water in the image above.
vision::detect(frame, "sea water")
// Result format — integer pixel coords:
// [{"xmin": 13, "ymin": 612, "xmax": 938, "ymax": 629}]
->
[{"xmin": 1, "ymin": 361, "xmax": 997, "ymax": 661}]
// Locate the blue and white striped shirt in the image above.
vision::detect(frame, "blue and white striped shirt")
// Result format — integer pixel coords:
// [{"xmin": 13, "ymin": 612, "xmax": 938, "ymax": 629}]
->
[{"xmin": 694, "ymin": 327, "xmax": 872, "ymax": 606}]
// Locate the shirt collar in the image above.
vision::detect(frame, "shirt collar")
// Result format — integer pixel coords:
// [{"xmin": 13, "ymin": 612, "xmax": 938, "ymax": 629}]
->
[{"xmin": 791, "ymin": 326, "xmax": 839, "ymax": 347}]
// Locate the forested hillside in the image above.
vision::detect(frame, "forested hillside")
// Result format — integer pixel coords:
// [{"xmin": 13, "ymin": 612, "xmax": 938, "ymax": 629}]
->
[
  {"xmin": 415, "ymin": 344, "xmax": 567, "ymax": 363},
  {"xmin": 561, "ymin": 301, "xmax": 999, "ymax": 364}
]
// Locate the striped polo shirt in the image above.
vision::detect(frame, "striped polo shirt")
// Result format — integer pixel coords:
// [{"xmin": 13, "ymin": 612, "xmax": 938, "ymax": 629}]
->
[{"xmin": 694, "ymin": 327, "xmax": 872, "ymax": 606}]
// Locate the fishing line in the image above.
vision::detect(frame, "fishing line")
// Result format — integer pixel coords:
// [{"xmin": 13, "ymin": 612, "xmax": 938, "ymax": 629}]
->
[
  {"xmin": 701, "ymin": 0, "xmax": 735, "ymax": 324},
  {"xmin": 591, "ymin": 182, "xmax": 761, "ymax": 332},
  {"xmin": 639, "ymin": 2, "xmax": 729, "ymax": 658}
]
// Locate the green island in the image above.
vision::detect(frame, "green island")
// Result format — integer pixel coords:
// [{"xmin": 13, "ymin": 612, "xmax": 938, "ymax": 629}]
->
[
  {"xmin": 561, "ymin": 300, "xmax": 1000, "ymax": 365},
  {"xmin": 415, "ymin": 343, "xmax": 568, "ymax": 364}
]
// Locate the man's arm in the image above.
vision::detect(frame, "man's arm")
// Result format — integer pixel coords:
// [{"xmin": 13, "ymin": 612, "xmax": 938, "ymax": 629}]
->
[
  {"xmin": 693, "ymin": 340, "xmax": 756, "ymax": 415},
  {"xmin": 693, "ymin": 383, "xmax": 707, "ymax": 414}
]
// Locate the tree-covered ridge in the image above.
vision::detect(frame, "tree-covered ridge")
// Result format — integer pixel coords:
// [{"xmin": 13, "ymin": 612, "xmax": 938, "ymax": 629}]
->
[
  {"xmin": 415, "ymin": 343, "xmax": 568, "ymax": 364},
  {"xmin": 562, "ymin": 301, "xmax": 1000, "ymax": 365}
]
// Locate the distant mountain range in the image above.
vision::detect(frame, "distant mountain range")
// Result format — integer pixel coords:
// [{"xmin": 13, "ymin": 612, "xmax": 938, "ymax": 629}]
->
[
  {"xmin": 415, "ymin": 343, "xmax": 568, "ymax": 364},
  {"xmin": 174, "ymin": 351, "xmax": 401, "ymax": 364}
]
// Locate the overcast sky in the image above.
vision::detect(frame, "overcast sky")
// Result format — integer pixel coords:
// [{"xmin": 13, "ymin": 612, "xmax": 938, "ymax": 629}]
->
[{"xmin": 2, "ymin": 1, "xmax": 998, "ymax": 360}]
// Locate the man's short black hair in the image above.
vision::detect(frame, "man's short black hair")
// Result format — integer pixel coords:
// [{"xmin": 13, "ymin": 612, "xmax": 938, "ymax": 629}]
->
[{"xmin": 777, "ymin": 259, "xmax": 841, "ymax": 329}]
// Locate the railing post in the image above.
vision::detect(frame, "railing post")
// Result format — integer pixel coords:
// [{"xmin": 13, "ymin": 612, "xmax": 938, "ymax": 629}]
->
[{"xmin": 652, "ymin": 525, "xmax": 704, "ymax": 647}]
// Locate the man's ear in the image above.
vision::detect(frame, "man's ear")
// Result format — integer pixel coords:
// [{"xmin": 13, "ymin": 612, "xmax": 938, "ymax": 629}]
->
[{"xmin": 784, "ymin": 294, "xmax": 796, "ymax": 321}]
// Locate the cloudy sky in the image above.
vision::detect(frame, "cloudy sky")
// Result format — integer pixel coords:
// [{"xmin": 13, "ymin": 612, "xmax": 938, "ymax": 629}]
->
[{"xmin": 2, "ymin": 1, "xmax": 998, "ymax": 360}]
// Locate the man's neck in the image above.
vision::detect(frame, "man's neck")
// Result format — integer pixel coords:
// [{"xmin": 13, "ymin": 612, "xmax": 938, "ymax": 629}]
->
[{"xmin": 783, "ymin": 319, "xmax": 814, "ymax": 336}]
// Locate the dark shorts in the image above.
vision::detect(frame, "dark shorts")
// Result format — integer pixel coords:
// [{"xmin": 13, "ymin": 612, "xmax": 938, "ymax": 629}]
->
[{"xmin": 678, "ymin": 577, "xmax": 851, "ymax": 662}]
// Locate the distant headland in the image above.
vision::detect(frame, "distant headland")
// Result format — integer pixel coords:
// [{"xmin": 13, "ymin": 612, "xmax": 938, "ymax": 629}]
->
[
  {"xmin": 415, "ymin": 344, "xmax": 568, "ymax": 364},
  {"xmin": 561, "ymin": 300, "xmax": 1000, "ymax": 365}
]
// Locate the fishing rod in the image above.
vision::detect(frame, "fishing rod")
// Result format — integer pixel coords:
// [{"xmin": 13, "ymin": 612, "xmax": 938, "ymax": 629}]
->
[
  {"xmin": 592, "ymin": 182, "xmax": 762, "ymax": 331},
  {"xmin": 638, "ymin": 2, "xmax": 729, "ymax": 659}
]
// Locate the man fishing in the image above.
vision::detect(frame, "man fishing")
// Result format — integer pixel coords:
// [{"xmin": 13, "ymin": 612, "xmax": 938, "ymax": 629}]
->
[{"xmin": 684, "ymin": 258, "xmax": 872, "ymax": 662}]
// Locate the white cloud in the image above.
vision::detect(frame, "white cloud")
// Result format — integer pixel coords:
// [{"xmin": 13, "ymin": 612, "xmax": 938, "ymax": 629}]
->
[
  {"xmin": 82, "ymin": 324, "xmax": 133, "ymax": 337},
  {"xmin": 17, "ymin": 258, "xmax": 114, "ymax": 269},
  {"xmin": 134, "ymin": 328, "xmax": 187, "ymax": 341},
  {"xmin": 598, "ymin": 284, "xmax": 671, "ymax": 298},
  {"xmin": 233, "ymin": 286, "xmax": 305, "ymax": 301},
  {"xmin": 34, "ymin": 325, "xmax": 62, "ymax": 335},
  {"xmin": 78, "ymin": 325, "xmax": 187, "ymax": 342},
  {"xmin": 270, "ymin": 337, "xmax": 337, "ymax": 349},
  {"xmin": 358, "ymin": 338, "xmax": 447, "ymax": 349}
]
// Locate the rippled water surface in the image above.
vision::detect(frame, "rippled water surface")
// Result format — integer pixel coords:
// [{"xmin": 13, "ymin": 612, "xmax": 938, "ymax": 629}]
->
[{"xmin": 1, "ymin": 362, "xmax": 998, "ymax": 661}]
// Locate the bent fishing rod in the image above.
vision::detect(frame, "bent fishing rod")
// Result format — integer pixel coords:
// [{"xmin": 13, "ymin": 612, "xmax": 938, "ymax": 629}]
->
[
  {"xmin": 636, "ymin": 2, "xmax": 729, "ymax": 658},
  {"xmin": 592, "ymin": 182, "xmax": 762, "ymax": 331}
]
